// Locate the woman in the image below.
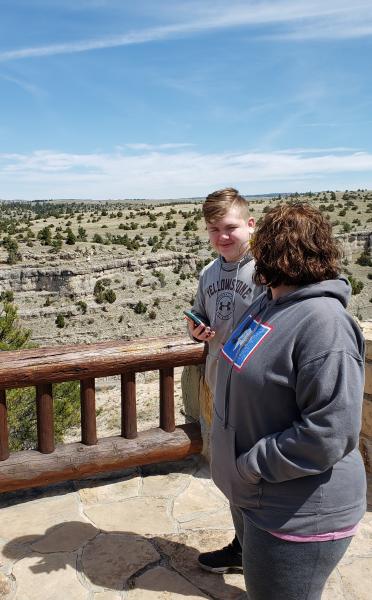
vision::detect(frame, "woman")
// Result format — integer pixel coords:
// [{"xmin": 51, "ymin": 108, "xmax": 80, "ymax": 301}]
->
[{"xmin": 210, "ymin": 202, "xmax": 366, "ymax": 600}]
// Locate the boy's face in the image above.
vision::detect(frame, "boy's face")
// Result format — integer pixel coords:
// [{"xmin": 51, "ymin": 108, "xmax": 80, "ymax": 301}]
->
[{"xmin": 206, "ymin": 206, "xmax": 255, "ymax": 263}]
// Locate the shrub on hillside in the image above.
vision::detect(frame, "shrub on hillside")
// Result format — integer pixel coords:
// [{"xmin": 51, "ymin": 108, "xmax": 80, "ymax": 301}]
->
[
  {"xmin": 76, "ymin": 300, "xmax": 87, "ymax": 314},
  {"xmin": 55, "ymin": 314, "xmax": 65, "ymax": 328},
  {"xmin": 65, "ymin": 227, "xmax": 76, "ymax": 245},
  {"xmin": 348, "ymin": 275, "xmax": 364, "ymax": 295},
  {"xmin": 94, "ymin": 279, "xmax": 116, "ymax": 304},
  {"xmin": 133, "ymin": 301, "xmax": 147, "ymax": 314},
  {"xmin": 1, "ymin": 301, "xmax": 81, "ymax": 451},
  {"xmin": 356, "ymin": 252, "xmax": 372, "ymax": 267}
]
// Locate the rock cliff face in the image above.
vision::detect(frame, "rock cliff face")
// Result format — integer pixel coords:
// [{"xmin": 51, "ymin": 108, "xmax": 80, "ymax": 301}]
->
[
  {"xmin": 0, "ymin": 232, "xmax": 369, "ymax": 296},
  {"xmin": 0, "ymin": 251, "xmax": 201, "ymax": 345},
  {"xmin": 0, "ymin": 254, "xmax": 197, "ymax": 295},
  {"xmin": 338, "ymin": 231, "xmax": 372, "ymax": 261},
  {"xmin": 0, "ymin": 232, "xmax": 370, "ymax": 347}
]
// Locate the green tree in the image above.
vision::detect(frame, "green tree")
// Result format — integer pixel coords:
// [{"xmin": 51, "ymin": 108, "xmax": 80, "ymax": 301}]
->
[
  {"xmin": 37, "ymin": 226, "xmax": 53, "ymax": 245},
  {"xmin": 76, "ymin": 300, "xmax": 87, "ymax": 314},
  {"xmin": 0, "ymin": 290, "xmax": 14, "ymax": 303},
  {"xmin": 341, "ymin": 222, "xmax": 352, "ymax": 233},
  {"xmin": 104, "ymin": 289, "xmax": 116, "ymax": 304},
  {"xmin": 55, "ymin": 314, "xmax": 65, "ymax": 328},
  {"xmin": 94, "ymin": 279, "xmax": 115, "ymax": 304},
  {"xmin": 92, "ymin": 233, "xmax": 104, "ymax": 244},
  {"xmin": 3, "ymin": 236, "xmax": 22, "ymax": 264},
  {"xmin": 0, "ymin": 302, "xmax": 31, "ymax": 350},
  {"xmin": 1, "ymin": 302, "xmax": 81, "ymax": 450},
  {"xmin": 51, "ymin": 233, "xmax": 63, "ymax": 252},
  {"xmin": 77, "ymin": 226, "xmax": 87, "ymax": 241},
  {"xmin": 133, "ymin": 300, "xmax": 147, "ymax": 314},
  {"xmin": 65, "ymin": 227, "xmax": 76, "ymax": 245},
  {"xmin": 348, "ymin": 275, "xmax": 364, "ymax": 295},
  {"xmin": 356, "ymin": 252, "xmax": 372, "ymax": 267}
]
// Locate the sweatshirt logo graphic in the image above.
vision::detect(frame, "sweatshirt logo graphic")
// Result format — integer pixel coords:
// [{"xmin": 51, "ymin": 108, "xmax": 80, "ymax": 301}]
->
[
  {"xmin": 216, "ymin": 292, "xmax": 233, "ymax": 320},
  {"xmin": 206, "ymin": 278, "xmax": 252, "ymax": 300},
  {"xmin": 221, "ymin": 313, "xmax": 273, "ymax": 369}
]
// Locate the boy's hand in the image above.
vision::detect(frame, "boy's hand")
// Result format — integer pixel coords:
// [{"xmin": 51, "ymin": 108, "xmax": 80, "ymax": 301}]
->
[{"xmin": 185, "ymin": 317, "xmax": 215, "ymax": 341}]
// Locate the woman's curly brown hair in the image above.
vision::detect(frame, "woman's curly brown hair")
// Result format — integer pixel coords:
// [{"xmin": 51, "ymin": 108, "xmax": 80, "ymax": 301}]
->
[{"xmin": 251, "ymin": 202, "xmax": 341, "ymax": 288}]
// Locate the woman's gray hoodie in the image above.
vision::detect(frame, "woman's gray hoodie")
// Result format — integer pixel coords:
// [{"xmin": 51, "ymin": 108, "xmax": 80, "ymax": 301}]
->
[{"xmin": 211, "ymin": 277, "xmax": 366, "ymax": 535}]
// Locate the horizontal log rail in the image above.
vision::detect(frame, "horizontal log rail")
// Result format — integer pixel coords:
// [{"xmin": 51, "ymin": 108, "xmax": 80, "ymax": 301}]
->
[
  {"xmin": 0, "ymin": 336, "xmax": 206, "ymax": 493},
  {"xmin": 0, "ymin": 424, "xmax": 202, "ymax": 494},
  {"xmin": 0, "ymin": 336, "xmax": 206, "ymax": 389}
]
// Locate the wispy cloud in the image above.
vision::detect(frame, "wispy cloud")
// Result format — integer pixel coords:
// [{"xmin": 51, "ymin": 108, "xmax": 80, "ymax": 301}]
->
[
  {"xmin": 1, "ymin": 146, "xmax": 372, "ymax": 199},
  {"xmin": 123, "ymin": 143, "xmax": 195, "ymax": 151},
  {"xmin": 0, "ymin": 73, "xmax": 45, "ymax": 98},
  {"xmin": 275, "ymin": 147, "xmax": 360, "ymax": 154},
  {"xmin": 1, "ymin": 1, "xmax": 372, "ymax": 62}
]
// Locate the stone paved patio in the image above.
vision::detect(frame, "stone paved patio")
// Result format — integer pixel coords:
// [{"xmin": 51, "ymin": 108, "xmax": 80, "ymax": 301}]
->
[{"xmin": 0, "ymin": 457, "xmax": 371, "ymax": 599}]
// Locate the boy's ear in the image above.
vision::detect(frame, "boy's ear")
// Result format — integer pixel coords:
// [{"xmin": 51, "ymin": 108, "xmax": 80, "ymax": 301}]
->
[{"xmin": 248, "ymin": 217, "xmax": 255, "ymax": 229}]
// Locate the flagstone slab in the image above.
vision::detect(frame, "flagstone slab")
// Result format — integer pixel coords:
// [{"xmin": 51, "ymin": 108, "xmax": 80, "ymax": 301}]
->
[
  {"xmin": 81, "ymin": 533, "xmax": 159, "ymax": 590},
  {"xmin": 322, "ymin": 569, "xmax": 346, "ymax": 600},
  {"xmin": 156, "ymin": 531, "xmax": 245, "ymax": 600},
  {"xmin": 179, "ymin": 507, "xmax": 234, "ymax": 531},
  {"xmin": 340, "ymin": 512, "xmax": 372, "ymax": 560},
  {"xmin": 0, "ymin": 494, "xmax": 83, "ymax": 541},
  {"xmin": 141, "ymin": 473, "xmax": 190, "ymax": 498},
  {"xmin": 0, "ymin": 541, "xmax": 27, "ymax": 574},
  {"xmin": 128, "ymin": 566, "xmax": 209, "ymax": 599},
  {"xmin": 93, "ymin": 593, "xmax": 122, "ymax": 600},
  {"xmin": 77, "ymin": 476, "xmax": 140, "ymax": 506},
  {"xmin": 173, "ymin": 479, "xmax": 225, "ymax": 521},
  {"xmin": 338, "ymin": 556, "xmax": 372, "ymax": 600},
  {"xmin": 12, "ymin": 552, "xmax": 87, "ymax": 600},
  {"xmin": 31, "ymin": 522, "xmax": 99, "ymax": 553},
  {"xmin": 0, "ymin": 572, "xmax": 12, "ymax": 598},
  {"xmin": 84, "ymin": 498, "xmax": 175, "ymax": 535},
  {"xmin": 198, "ymin": 479, "xmax": 228, "ymax": 502}
]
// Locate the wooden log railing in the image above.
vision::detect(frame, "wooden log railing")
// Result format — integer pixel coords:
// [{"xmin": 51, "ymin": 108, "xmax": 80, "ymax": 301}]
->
[{"xmin": 0, "ymin": 336, "xmax": 206, "ymax": 493}]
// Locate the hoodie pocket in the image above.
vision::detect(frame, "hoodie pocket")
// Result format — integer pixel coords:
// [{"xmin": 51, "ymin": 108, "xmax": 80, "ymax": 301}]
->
[
  {"xmin": 211, "ymin": 413, "xmax": 262, "ymax": 509},
  {"xmin": 260, "ymin": 476, "xmax": 323, "ymax": 514}
]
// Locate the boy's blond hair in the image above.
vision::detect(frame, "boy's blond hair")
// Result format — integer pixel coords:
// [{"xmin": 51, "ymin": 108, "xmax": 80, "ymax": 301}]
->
[{"xmin": 203, "ymin": 187, "xmax": 250, "ymax": 223}]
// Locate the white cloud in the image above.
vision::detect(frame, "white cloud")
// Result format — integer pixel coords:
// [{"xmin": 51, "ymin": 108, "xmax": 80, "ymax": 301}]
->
[
  {"xmin": 1, "ymin": 146, "xmax": 372, "ymax": 199},
  {"xmin": 0, "ymin": 73, "xmax": 46, "ymax": 98},
  {"xmin": 123, "ymin": 143, "xmax": 195, "ymax": 151},
  {"xmin": 1, "ymin": 1, "xmax": 372, "ymax": 62}
]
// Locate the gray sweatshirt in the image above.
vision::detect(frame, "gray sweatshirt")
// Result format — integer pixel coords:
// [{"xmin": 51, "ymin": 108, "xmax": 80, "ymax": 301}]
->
[
  {"xmin": 192, "ymin": 254, "xmax": 263, "ymax": 394},
  {"xmin": 211, "ymin": 277, "xmax": 366, "ymax": 535}
]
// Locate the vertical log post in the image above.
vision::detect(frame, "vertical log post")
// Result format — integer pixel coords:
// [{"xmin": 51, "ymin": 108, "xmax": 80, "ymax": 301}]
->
[
  {"xmin": 80, "ymin": 378, "xmax": 97, "ymax": 445},
  {"xmin": 121, "ymin": 372, "xmax": 137, "ymax": 439},
  {"xmin": 0, "ymin": 389, "xmax": 10, "ymax": 461},
  {"xmin": 36, "ymin": 383, "xmax": 55, "ymax": 454},
  {"xmin": 160, "ymin": 367, "xmax": 175, "ymax": 432}
]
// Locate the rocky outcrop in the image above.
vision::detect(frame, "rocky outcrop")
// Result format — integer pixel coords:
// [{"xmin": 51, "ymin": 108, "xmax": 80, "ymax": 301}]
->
[
  {"xmin": 0, "ymin": 253, "xmax": 198, "ymax": 295},
  {"xmin": 336, "ymin": 230, "xmax": 372, "ymax": 261}
]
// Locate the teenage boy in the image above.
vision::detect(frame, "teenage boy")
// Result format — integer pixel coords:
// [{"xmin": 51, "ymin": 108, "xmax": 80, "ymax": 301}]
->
[{"xmin": 186, "ymin": 187, "xmax": 264, "ymax": 573}]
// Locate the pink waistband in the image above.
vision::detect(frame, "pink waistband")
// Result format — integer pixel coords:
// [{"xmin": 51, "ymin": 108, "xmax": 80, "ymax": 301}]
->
[{"xmin": 269, "ymin": 523, "xmax": 359, "ymax": 543}]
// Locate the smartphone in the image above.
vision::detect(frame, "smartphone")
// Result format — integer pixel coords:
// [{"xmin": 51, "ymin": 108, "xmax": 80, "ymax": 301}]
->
[{"xmin": 183, "ymin": 310, "xmax": 206, "ymax": 327}]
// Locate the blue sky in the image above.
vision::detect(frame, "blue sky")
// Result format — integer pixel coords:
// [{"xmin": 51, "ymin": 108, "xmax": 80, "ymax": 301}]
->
[{"xmin": 1, "ymin": 0, "xmax": 372, "ymax": 199}]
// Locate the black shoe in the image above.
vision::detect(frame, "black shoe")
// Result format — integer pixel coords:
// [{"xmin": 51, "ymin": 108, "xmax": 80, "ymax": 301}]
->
[{"xmin": 198, "ymin": 540, "xmax": 243, "ymax": 573}]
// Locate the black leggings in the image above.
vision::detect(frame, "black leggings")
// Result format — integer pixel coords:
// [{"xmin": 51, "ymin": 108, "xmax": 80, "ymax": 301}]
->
[{"xmin": 231, "ymin": 505, "xmax": 351, "ymax": 600}]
